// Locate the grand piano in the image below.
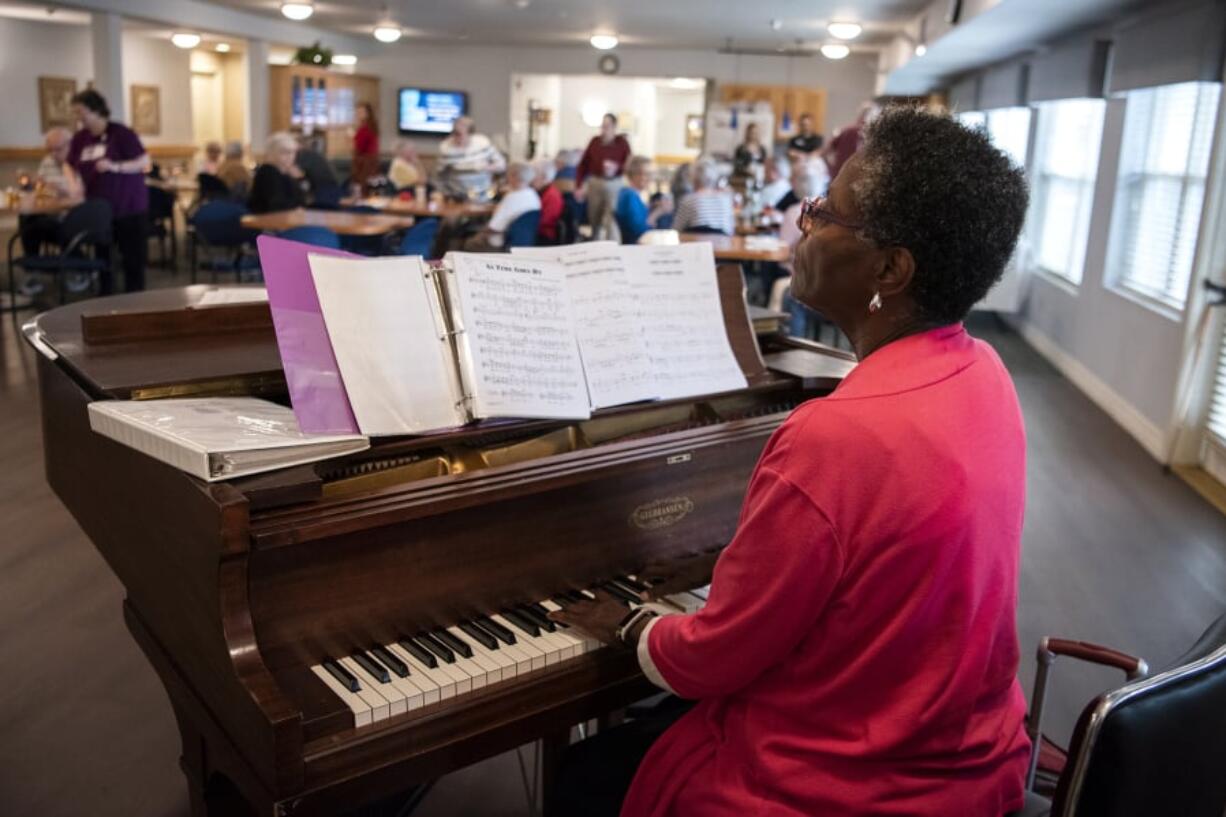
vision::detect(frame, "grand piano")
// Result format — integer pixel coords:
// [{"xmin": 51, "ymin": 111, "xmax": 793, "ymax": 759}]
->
[{"xmin": 27, "ymin": 265, "xmax": 854, "ymax": 816}]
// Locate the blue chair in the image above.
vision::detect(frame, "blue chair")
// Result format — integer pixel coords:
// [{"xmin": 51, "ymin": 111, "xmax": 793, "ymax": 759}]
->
[
  {"xmin": 189, "ymin": 200, "xmax": 259, "ymax": 283},
  {"xmin": 398, "ymin": 218, "xmax": 440, "ymax": 258},
  {"xmin": 196, "ymin": 172, "xmax": 231, "ymax": 202},
  {"xmin": 7, "ymin": 199, "xmax": 113, "ymax": 307},
  {"xmin": 277, "ymin": 226, "xmax": 341, "ymax": 249},
  {"xmin": 340, "ymin": 204, "xmax": 386, "ymax": 256},
  {"xmin": 505, "ymin": 210, "xmax": 541, "ymax": 249},
  {"xmin": 311, "ymin": 184, "xmax": 345, "ymax": 209}
]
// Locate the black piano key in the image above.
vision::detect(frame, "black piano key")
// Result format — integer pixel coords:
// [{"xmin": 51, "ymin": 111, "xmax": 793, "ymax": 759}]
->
[
  {"xmin": 459, "ymin": 621, "xmax": 499, "ymax": 650},
  {"xmin": 474, "ymin": 616, "xmax": 516, "ymax": 645},
  {"xmin": 618, "ymin": 575, "xmax": 651, "ymax": 594},
  {"xmin": 559, "ymin": 590, "xmax": 588, "ymax": 604},
  {"xmin": 501, "ymin": 608, "xmax": 541, "ymax": 638},
  {"xmin": 398, "ymin": 637, "xmax": 438, "ymax": 669},
  {"xmin": 372, "ymin": 645, "xmax": 409, "ymax": 678},
  {"xmin": 417, "ymin": 632, "xmax": 456, "ymax": 664},
  {"xmin": 352, "ymin": 651, "xmax": 390, "ymax": 684},
  {"xmin": 517, "ymin": 604, "xmax": 557, "ymax": 632},
  {"xmin": 435, "ymin": 629, "xmax": 474, "ymax": 659},
  {"xmin": 600, "ymin": 582, "xmax": 640, "ymax": 606},
  {"xmin": 528, "ymin": 600, "xmax": 569, "ymax": 629},
  {"xmin": 323, "ymin": 659, "xmax": 360, "ymax": 692}
]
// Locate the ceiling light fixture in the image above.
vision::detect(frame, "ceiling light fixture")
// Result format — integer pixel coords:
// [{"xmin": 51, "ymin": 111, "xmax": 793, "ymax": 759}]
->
[
  {"xmin": 280, "ymin": 1, "xmax": 314, "ymax": 21},
  {"xmin": 590, "ymin": 33, "xmax": 618, "ymax": 50},
  {"xmin": 215, "ymin": 42, "xmax": 231, "ymax": 52},
  {"xmin": 820, "ymin": 43, "xmax": 850, "ymax": 60},
  {"xmin": 170, "ymin": 32, "xmax": 201, "ymax": 49},
  {"xmin": 915, "ymin": 44, "xmax": 928, "ymax": 56},
  {"xmin": 332, "ymin": 54, "xmax": 357, "ymax": 65},
  {"xmin": 826, "ymin": 21, "xmax": 862, "ymax": 40},
  {"xmin": 373, "ymin": 23, "xmax": 402, "ymax": 42}
]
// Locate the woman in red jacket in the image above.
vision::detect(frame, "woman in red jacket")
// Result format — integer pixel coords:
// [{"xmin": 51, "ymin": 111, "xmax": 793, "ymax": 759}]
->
[
  {"xmin": 352, "ymin": 102, "xmax": 379, "ymax": 190},
  {"xmin": 551, "ymin": 106, "xmax": 1032, "ymax": 817}
]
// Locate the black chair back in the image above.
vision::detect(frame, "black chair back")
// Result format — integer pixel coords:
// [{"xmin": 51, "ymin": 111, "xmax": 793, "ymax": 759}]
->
[
  {"xmin": 57, "ymin": 200, "xmax": 113, "ymax": 249},
  {"xmin": 197, "ymin": 173, "xmax": 231, "ymax": 202},
  {"xmin": 148, "ymin": 186, "xmax": 176, "ymax": 220},
  {"xmin": 1052, "ymin": 613, "xmax": 1226, "ymax": 817}
]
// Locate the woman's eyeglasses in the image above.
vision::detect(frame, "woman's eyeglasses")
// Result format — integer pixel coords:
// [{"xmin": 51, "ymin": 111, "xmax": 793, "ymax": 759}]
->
[{"xmin": 797, "ymin": 196, "xmax": 864, "ymax": 236}]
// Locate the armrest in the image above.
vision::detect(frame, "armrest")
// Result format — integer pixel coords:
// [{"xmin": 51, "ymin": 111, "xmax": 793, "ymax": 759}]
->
[{"xmin": 1024, "ymin": 636, "xmax": 1148, "ymax": 791}]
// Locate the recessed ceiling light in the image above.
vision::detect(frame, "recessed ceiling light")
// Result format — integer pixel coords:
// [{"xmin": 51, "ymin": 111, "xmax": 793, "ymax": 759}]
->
[
  {"xmin": 668, "ymin": 77, "xmax": 704, "ymax": 90},
  {"xmin": 333, "ymin": 54, "xmax": 357, "ymax": 65},
  {"xmin": 590, "ymin": 33, "xmax": 619, "ymax": 50},
  {"xmin": 170, "ymin": 32, "xmax": 201, "ymax": 49},
  {"xmin": 827, "ymin": 22, "xmax": 862, "ymax": 40},
  {"xmin": 820, "ymin": 43, "xmax": 850, "ymax": 60},
  {"xmin": 915, "ymin": 44, "xmax": 928, "ymax": 56},
  {"xmin": 373, "ymin": 23, "xmax": 402, "ymax": 43},
  {"xmin": 769, "ymin": 18, "xmax": 783, "ymax": 31},
  {"xmin": 280, "ymin": 1, "xmax": 314, "ymax": 21},
  {"xmin": 514, "ymin": 0, "xmax": 531, "ymax": 7},
  {"xmin": 214, "ymin": 42, "xmax": 231, "ymax": 53}
]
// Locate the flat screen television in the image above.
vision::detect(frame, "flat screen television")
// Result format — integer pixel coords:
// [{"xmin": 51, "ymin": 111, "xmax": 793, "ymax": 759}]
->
[{"xmin": 398, "ymin": 87, "xmax": 468, "ymax": 136}]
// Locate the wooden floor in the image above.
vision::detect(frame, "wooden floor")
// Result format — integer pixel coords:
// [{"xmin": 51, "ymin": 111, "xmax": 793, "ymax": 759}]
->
[{"xmin": 1, "ymin": 293, "xmax": 1224, "ymax": 816}]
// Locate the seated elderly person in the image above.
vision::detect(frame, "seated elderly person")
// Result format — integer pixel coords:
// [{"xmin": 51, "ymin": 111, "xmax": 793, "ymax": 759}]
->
[
  {"xmin": 759, "ymin": 154, "xmax": 792, "ymax": 210},
  {"xmin": 768, "ymin": 163, "xmax": 834, "ymax": 311},
  {"xmin": 670, "ymin": 158, "xmax": 734, "ymax": 235},
  {"xmin": 615, "ymin": 156, "xmax": 673, "ymax": 244},
  {"xmin": 198, "ymin": 140, "xmax": 222, "ymax": 175},
  {"xmin": 549, "ymin": 106, "xmax": 1032, "ymax": 817},
  {"xmin": 388, "ymin": 139, "xmax": 426, "ymax": 190},
  {"xmin": 248, "ymin": 132, "xmax": 305, "ymax": 214},
  {"xmin": 463, "ymin": 160, "xmax": 540, "ymax": 251},
  {"xmin": 215, "ymin": 141, "xmax": 251, "ymax": 197},
  {"xmin": 533, "ymin": 158, "xmax": 563, "ymax": 244},
  {"xmin": 17, "ymin": 127, "xmax": 85, "ymax": 284}
]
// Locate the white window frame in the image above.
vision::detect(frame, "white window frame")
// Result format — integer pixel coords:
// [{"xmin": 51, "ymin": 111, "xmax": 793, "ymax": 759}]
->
[
  {"xmin": 1028, "ymin": 98, "xmax": 1107, "ymax": 286},
  {"xmin": 1105, "ymin": 82, "xmax": 1222, "ymax": 313}
]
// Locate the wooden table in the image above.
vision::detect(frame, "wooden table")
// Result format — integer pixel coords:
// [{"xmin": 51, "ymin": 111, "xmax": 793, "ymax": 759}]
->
[
  {"xmin": 0, "ymin": 196, "xmax": 76, "ymax": 217},
  {"xmin": 240, "ymin": 208, "xmax": 415, "ymax": 237},
  {"xmin": 348, "ymin": 196, "xmax": 495, "ymax": 219},
  {"xmin": 679, "ymin": 232, "xmax": 791, "ymax": 263}
]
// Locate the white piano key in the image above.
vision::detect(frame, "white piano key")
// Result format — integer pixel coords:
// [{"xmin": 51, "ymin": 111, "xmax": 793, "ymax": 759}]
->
[
  {"xmin": 540, "ymin": 599, "xmax": 600, "ymax": 653},
  {"xmin": 389, "ymin": 643, "xmax": 456, "ymax": 700},
  {"xmin": 380, "ymin": 643, "xmax": 441, "ymax": 706},
  {"xmin": 311, "ymin": 663, "xmax": 374, "ymax": 728},
  {"xmin": 496, "ymin": 638, "xmax": 538, "ymax": 675},
  {"xmin": 665, "ymin": 592, "xmax": 705, "ymax": 614},
  {"xmin": 451, "ymin": 626, "xmax": 518, "ymax": 679},
  {"xmin": 491, "ymin": 613, "xmax": 566, "ymax": 666},
  {"xmin": 368, "ymin": 652, "xmax": 428, "ymax": 711},
  {"xmin": 446, "ymin": 626, "xmax": 505, "ymax": 683},
  {"xmin": 497, "ymin": 624, "xmax": 547, "ymax": 671},
  {"xmin": 339, "ymin": 656, "xmax": 405, "ymax": 718},
  {"xmin": 432, "ymin": 634, "xmax": 490, "ymax": 689}
]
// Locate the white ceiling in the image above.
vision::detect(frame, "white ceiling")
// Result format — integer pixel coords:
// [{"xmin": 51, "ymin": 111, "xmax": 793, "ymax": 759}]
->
[{"xmin": 202, "ymin": 0, "xmax": 934, "ymax": 50}]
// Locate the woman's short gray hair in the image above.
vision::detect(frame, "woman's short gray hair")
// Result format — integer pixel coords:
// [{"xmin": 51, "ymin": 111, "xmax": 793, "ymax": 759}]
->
[
  {"xmin": 224, "ymin": 140, "xmax": 244, "ymax": 159},
  {"xmin": 792, "ymin": 167, "xmax": 826, "ymax": 200},
  {"xmin": 693, "ymin": 158, "xmax": 720, "ymax": 189},
  {"xmin": 265, "ymin": 131, "xmax": 297, "ymax": 157},
  {"xmin": 508, "ymin": 160, "xmax": 537, "ymax": 186},
  {"xmin": 626, "ymin": 155, "xmax": 653, "ymax": 177}
]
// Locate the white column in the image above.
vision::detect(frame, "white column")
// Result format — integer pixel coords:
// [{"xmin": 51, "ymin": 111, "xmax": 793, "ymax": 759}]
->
[
  {"xmin": 90, "ymin": 11, "xmax": 126, "ymax": 122},
  {"xmin": 247, "ymin": 38, "xmax": 270, "ymax": 154}
]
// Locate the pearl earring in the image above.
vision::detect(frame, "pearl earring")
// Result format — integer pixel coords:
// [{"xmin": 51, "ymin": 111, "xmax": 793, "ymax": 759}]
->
[{"xmin": 868, "ymin": 292, "xmax": 883, "ymax": 314}]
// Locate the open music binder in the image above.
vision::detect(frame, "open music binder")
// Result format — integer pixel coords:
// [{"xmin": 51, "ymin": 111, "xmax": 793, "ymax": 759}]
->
[{"xmin": 303, "ymin": 244, "xmax": 748, "ymax": 437}]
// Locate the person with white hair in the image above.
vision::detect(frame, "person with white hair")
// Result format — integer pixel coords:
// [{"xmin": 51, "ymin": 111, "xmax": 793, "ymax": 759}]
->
[
  {"xmin": 388, "ymin": 139, "xmax": 425, "ymax": 190},
  {"xmin": 247, "ymin": 132, "xmax": 305, "ymax": 214},
  {"xmin": 532, "ymin": 158, "xmax": 564, "ymax": 244},
  {"xmin": 17, "ymin": 127, "xmax": 84, "ymax": 267},
  {"xmin": 760, "ymin": 154, "xmax": 793, "ymax": 210},
  {"xmin": 437, "ymin": 116, "xmax": 506, "ymax": 201},
  {"xmin": 463, "ymin": 160, "xmax": 540, "ymax": 250},
  {"xmin": 769, "ymin": 164, "xmax": 832, "ymax": 310},
  {"xmin": 199, "ymin": 141, "xmax": 223, "ymax": 175},
  {"xmin": 615, "ymin": 156, "xmax": 672, "ymax": 244},
  {"xmin": 670, "ymin": 158, "xmax": 734, "ymax": 235}
]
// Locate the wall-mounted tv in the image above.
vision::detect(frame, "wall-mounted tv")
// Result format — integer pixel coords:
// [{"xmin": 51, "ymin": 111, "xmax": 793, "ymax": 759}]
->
[{"xmin": 398, "ymin": 87, "xmax": 468, "ymax": 136}]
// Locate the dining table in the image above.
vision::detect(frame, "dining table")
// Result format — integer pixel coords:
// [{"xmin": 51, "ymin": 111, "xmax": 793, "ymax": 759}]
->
[
  {"xmin": 678, "ymin": 232, "xmax": 792, "ymax": 263},
  {"xmin": 240, "ymin": 208, "xmax": 415, "ymax": 237},
  {"xmin": 346, "ymin": 196, "xmax": 496, "ymax": 220}
]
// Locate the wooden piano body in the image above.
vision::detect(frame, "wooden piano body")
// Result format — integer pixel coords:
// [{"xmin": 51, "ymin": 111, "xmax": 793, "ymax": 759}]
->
[{"xmin": 27, "ymin": 267, "xmax": 854, "ymax": 816}]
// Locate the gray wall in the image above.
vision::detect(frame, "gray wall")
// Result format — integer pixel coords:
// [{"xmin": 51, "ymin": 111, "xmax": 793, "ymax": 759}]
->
[{"xmin": 359, "ymin": 43, "xmax": 879, "ymax": 157}]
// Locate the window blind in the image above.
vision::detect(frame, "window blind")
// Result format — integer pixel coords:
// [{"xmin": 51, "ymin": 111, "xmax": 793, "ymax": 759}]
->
[
  {"xmin": 1112, "ymin": 82, "xmax": 1220, "ymax": 308},
  {"xmin": 1206, "ymin": 320, "xmax": 1226, "ymax": 445},
  {"xmin": 987, "ymin": 107, "xmax": 1032, "ymax": 168},
  {"xmin": 1031, "ymin": 99, "xmax": 1106, "ymax": 284}
]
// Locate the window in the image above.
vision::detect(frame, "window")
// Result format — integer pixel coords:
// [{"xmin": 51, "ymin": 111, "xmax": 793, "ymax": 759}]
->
[
  {"xmin": 986, "ymin": 107, "xmax": 1032, "ymax": 168},
  {"xmin": 1031, "ymin": 98, "xmax": 1107, "ymax": 284},
  {"xmin": 1110, "ymin": 82, "xmax": 1221, "ymax": 309},
  {"xmin": 957, "ymin": 110, "xmax": 987, "ymax": 129}
]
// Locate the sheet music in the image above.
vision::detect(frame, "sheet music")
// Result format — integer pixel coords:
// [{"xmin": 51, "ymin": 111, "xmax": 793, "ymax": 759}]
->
[
  {"xmin": 447, "ymin": 252, "xmax": 590, "ymax": 420},
  {"xmin": 620, "ymin": 243, "xmax": 749, "ymax": 400},
  {"xmin": 309, "ymin": 255, "xmax": 466, "ymax": 435},
  {"xmin": 513, "ymin": 243, "xmax": 658, "ymax": 409}
]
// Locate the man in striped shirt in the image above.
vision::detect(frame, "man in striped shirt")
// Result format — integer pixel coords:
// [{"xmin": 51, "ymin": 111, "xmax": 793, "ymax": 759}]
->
[
  {"xmin": 671, "ymin": 158, "xmax": 735, "ymax": 235},
  {"xmin": 436, "ymin": 116, "xmax": 506, "ymax": 201}
]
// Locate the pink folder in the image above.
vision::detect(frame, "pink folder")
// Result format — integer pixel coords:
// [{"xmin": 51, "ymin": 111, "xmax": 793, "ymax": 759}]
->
[{"xmin": 256, "ymin": 235, "xmax": 360, "ymax": 435}]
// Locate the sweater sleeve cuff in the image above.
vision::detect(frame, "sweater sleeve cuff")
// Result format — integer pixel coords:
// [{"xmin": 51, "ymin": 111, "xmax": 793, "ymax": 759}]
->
[{"xmin": 636, "ymin": 614, "xmax": 677, "ymax": 695}]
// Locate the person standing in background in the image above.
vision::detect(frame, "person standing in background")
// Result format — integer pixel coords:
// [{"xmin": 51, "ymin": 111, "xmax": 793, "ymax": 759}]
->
[
  {"xmin": 733, "ymin": 123, "xmax": 768, "ymax": 183},
  {"xmin": 824, "ymin": 103, "xmax": 876, "ymax": 179},
  {"xmin": 352, "ymin": 102, "xmax": 380, "ymax": 190},
  {"xmin": 68, "ymin": 89, "xmax": 150, "ymax": 293},
  {"xmin": 786, "ymin": 113, "xmax": 823, "ymax": 164},
  {"xmin": 576, "ymin": 113, "xmax": 631, "ymax": 241}
]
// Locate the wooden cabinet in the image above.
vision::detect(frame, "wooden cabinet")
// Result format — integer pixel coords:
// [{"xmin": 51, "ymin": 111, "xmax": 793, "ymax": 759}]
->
[
  {"xmin": 718, "ymin": 84, "xmax": 827, "ymax": 142},
  {"xmin": 269, "ymin": 65, "xmax": 381, "ymax": 158}
]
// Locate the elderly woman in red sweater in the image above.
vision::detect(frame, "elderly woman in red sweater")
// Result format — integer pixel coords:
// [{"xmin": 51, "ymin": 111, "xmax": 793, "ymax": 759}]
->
[{"xmin": 551, "ymin": 106, "xmax": 1032, "ymax": 817}]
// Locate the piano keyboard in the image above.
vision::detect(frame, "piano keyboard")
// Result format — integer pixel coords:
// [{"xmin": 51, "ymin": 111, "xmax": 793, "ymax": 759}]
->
[{"xmin": 310, "ymin": 577, "xmax": 709, "ymax": 728}]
